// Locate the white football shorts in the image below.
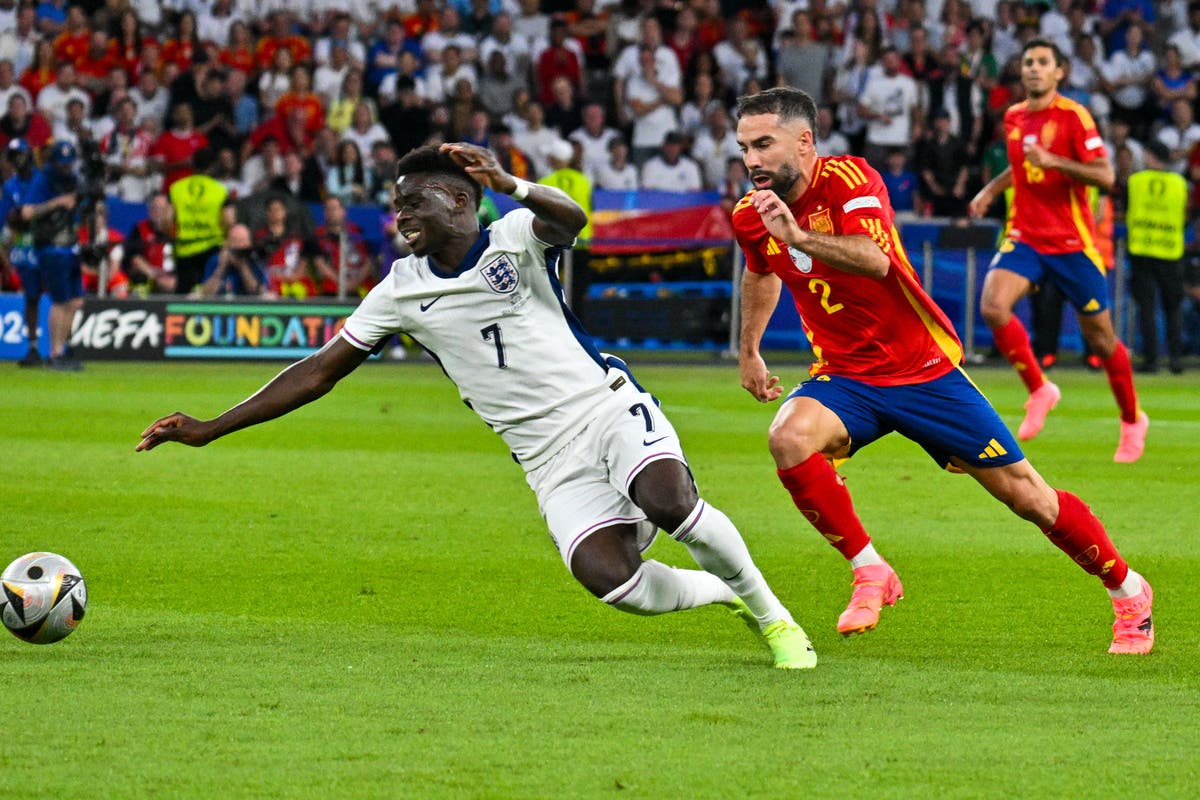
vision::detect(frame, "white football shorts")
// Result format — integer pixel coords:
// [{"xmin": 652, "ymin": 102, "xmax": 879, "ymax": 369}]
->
[{"xmin": 524, "ymin": 375, "xmax": 688, "ymax": 570}]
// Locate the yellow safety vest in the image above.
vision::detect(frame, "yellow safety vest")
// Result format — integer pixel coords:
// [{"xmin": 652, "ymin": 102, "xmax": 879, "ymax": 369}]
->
[
  {"xmin": 169, "ymin": 175, "xmax": 228, "ymax": 257},
  {"xmin": 1125, "ymin": 169, "xmax": 1187, "ymax": 261},
  {"xmin": 538, "ymin": 168, "xmax": 593, "ymax": 245}
]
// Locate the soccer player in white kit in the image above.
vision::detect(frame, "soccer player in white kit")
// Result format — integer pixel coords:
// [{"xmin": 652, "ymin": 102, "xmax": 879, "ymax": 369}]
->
[{"xmin": 137, "ymin": 143, "xmax": 816, "ymax": 669}]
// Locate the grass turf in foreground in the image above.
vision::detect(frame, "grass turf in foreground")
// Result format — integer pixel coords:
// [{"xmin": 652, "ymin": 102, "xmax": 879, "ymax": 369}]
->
[{"xmin": 1, "ymin": 361, "xmax": 1197, "ymax": 798}]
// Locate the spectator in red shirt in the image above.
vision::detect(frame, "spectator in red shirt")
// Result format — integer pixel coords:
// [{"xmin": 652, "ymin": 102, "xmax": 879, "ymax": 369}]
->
[
  {"xmin": 535, "ymin": 18, "xmax": 583, "ymax": 106},
  {"xmin": 243, "ymin": 105, "xmax": 314, "ymax": 163},
  {"xmin": 123, "ymin": 192, "xmax": 178, "ymax": 294},
  {"xmin": 18, "ymin": 40, "xmax": 56, "ymax": 104},
  {"xmin": 312, "ymin": 196, "xmax": 375, "ymax": 297},
  {"xmin": 151, "ymin": 102, "xmax": 209, "ymax": 191},
  {"xmin": 113, "ymin": 9, "xmax": 155, "ymax": 81},
  {"xmin": 51, "ymin": 5, "xmax": 89, "ymax": 69},
  {"xmin": 0, "ymin": 93, "xmax": 51, "ymax": 151},
  {"xmin": 666, "ymin": 4, "xmax": 704, "ymax": 76},
  {"xmin": 403, "ymin": 0, "xmax": 441, "ymax": 41},
  {"xmin": 76, "ymin": 29, "xmax": 119, "ymax": 98},
  {"xmin": 274, "ymin": 65, "xmax": 325, "ymax": 136},
  {"xmin": 162, "ymin": 10, "xmax": 202, "ymax": 74},
  {"xmin": 254, "ymin": 12, "xmax": 312, "ymax": 72},
  {"xmin": 254, "ymin": 194, "xmax": 321, "ymax": 299},
  {"xmin": 79, "ymin": 201, "xmax": 129, "ymax": 298},
  {"xmin": 219, "ymin": 19, "xmax": 256, "ymax": 78}
]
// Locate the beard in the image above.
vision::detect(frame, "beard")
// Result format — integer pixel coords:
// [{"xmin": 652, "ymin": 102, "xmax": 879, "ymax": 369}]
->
[{"xmin": 751, "ymin": 161, "xmax": 801, "ymax": 199}]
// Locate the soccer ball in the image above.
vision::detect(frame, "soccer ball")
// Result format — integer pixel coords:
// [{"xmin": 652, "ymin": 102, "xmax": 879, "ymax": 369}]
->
[{"xmin": 1, "ymin": 552, "xmax": 87, "ymax": 644}]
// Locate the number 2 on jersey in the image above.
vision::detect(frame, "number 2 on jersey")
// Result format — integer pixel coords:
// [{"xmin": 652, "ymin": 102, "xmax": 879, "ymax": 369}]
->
[
  {"xmin": 481, "ymin": 323, "xmax": 507, "ymax": 368},
  {"xmin": 807, "ymin": 278, "xmax": 844, "ymax": 314}
]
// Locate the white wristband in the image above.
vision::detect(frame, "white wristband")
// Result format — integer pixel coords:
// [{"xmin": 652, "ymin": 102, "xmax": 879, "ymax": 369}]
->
[{"xmin": 507, "ymin": 178, "xmax": 531, "ymax": 202}]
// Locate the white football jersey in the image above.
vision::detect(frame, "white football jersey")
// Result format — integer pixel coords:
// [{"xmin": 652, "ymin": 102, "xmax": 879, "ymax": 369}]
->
[{"xmin": 341, "ymin": 209, "xmax": 620, "ymax": 470}]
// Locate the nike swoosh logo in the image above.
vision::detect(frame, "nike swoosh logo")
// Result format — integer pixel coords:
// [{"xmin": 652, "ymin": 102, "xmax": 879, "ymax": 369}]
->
[
  {"xmin": 643, "ymin": 436, "xmax": 669, "ymax": 446},
  {"xmin": 419, "ymin": 296, "xmax": 444, "ymax": 312}
]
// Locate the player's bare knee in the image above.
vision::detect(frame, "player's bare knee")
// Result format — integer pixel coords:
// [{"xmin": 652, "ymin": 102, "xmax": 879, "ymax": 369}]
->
[
  {"xmin": 630, "ymin": 461, "xmax": 698, "ymax": 531},
  {"xmin": 1083, "ymin": 329, "xmax": 1116, "ymax": 359},
  {"xmin": 979, "ymin": 298, "xmax": 1010, "ymax": 328},
  {"xmin": 1006, "ymin": 480, "xmax": 1058, "ymax": 526},
  {"xmin": 569, "ymin": 525, "xmax": 645, "ymax": 598},
  {"xmin": 638, "ymin": 489, "xmax": 697, "ymax": 533},
  {"xmin": 768, "ymin": 418, "xmax": 819, "ymax": 465},
  {"xmin": 571, "ymin": 554, "xmax": 639, "ymax": 599}
]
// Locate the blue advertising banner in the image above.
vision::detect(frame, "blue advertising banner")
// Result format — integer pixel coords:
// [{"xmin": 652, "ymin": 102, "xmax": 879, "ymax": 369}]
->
[{"xmin": 0, "ymin": 294, "xmax": 50, "ymax": 360}]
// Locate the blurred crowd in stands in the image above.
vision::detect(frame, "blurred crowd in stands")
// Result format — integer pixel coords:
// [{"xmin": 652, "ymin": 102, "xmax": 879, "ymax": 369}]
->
[{"xmin": 0, "ymin": 0, "xmax": 1197, "ymax": 303}]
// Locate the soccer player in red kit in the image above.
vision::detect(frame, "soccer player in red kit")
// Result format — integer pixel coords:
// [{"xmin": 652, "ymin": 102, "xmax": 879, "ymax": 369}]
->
[
  {"xmin": 968, "ymin": 40, "xmax": 1146, "ymax": 462},
  {"xmin": 733, "ymin": 86, "xmax": 1154, "ymax": 654}
]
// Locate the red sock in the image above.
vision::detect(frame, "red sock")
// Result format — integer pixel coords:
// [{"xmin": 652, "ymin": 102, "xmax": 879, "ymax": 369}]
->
[
  {"xmin": 990, "ymin": 316, "xmax": 1044, "ymax": 393},
  {"xmin": 1101, "ymin": 341, "xmax": 1139, "ymax": 424},
  {"xmin": 1042, "ymin": 490, "xmax": 1129, "ymax": 589},
  {"xmin": 777, "ymin": 453, "xmax": 871, "ymax": 560}
]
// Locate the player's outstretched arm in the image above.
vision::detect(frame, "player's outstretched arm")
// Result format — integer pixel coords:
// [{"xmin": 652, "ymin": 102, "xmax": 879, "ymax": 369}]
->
[
  {"xmin": 739, "ymin": 269, "xmax": 784, "ymax": 402},
  {"xmin": 439, "ymin": 142, "xmax": 587, "ymax": 246},
  {"xmin": 136, "ymin": 337, "xmax": 370, "ymax": 451}
]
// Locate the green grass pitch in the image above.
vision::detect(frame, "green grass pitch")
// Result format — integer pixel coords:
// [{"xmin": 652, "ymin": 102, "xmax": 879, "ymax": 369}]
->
[{"xmin": 1, "ymin": 359, "xmax": 1197, "ymax": 798}]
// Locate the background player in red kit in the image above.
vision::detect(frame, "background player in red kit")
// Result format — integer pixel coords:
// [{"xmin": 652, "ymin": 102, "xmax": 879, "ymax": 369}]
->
[
  {"xmin": 968, "ymin": 40, "xmax": 1146, "ymax": 463},
  {"xmin": 732, "ymin": 87, "xmax": 1154, "ymax": 655}
]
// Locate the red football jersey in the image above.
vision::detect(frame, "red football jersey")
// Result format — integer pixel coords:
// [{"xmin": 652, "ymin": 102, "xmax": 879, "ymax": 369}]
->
[
  {"xmin": 1004, "ymin": 94, "xmax": 1107, "ymax": 256},
  {"xmin": 733, "ymin": 156, "xmax": 962, "ymax": 386},
  {"xmin": 150, "ymin": 129, "xmax": 208, "ymax": 191}
]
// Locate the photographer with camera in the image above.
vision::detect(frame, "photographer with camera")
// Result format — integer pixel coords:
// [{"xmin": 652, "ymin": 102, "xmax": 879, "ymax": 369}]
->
[
  {"xmin": 8, "ymin": 140, "xmax": 84, "ymax": 370},
  {"xmin": 196, "ymin": 223, "xmax": 267, "ymax": 298}
]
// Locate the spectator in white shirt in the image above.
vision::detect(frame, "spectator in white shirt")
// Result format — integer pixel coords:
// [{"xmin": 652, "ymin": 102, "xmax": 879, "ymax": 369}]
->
[
  {"xmin": 568, "ymin": 100, "xmax": 621, "ymax": 181},
  {"xmin": 857, "ymin": 46, "xmax": 922, "ymax": 167},
  {"xmin": 480, "ymin": 12, "xmax": 532, "ymax": 76},
  {"xmin": 422, "ymin": 44, "xmax": 478, "ymax": 104},
  {"xmin": 1156, "ymin": 98, "xmax": 1200, "ymax": 173},
  {"xmin": 513, "ymin": 0, "xmax": 550, "ymax": 54},
  {"xmin": 422, "ymin": 6, "xmax": 478, "ymax": 65},
  {"xmin": 640, "ymin": 131, "xmax": 703, "ymax": 193},
  {"xmin": 690, "ymin": 105, "xmax": 740, "ymax": 190},
  {"xmin": 1167, "ymin": 1, "xmax": 1200, "ymax": 70},
  {"xmin": 339, "ymin": 101, "xmax": 390, "ymax": 159},
  {"xmin": 35, "ymin": 62, "xmax": 89, "ymax": 127},
  {"xmin": 1101, "ymin": 24, "xmax": 1156, "ymax": 137},
  {"xmin": 815, "ymin": 105, "xmax": 851, "ymax": 156},
  {"xmin": 0, "ymin": 4, "xmax": 38, "ymax": 76},
  {"xmin": 1039, "ymin": 0, "xmax": 1073, "ymax": 54},
  {"xmin": 622, "ymin": 44, "xmax": 682, "ymax": 165},
  {"xmin": 712, "ymin": 17, "xmax": 767, "ymax": 93},
  {"xmin": 594, "ymin": 136, "xmax": 639, "ymax": 191},
  {"xmin": 314, "ymin": 13, "xmax": 367, "ymax": 68},
  {"xmin": 0, "ymin": 58, "xmax": 29, "ymax": 111},
  {"xmin": 513, "ymin": 100, "xmax": 560, "ymax": 178}
]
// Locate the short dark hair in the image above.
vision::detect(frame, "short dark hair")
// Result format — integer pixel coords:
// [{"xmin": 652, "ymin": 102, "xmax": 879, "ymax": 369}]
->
[
  {"xmin": 735, "ymin": 86, "xmax": 818, "ymax": 131},
  {"xmin": 394, "ymin": 144, "xmax": 482, "ymax": 209},
  {"xmin": 1022, "ymin": 38, "xmax": 1066, "ymax": 67}
]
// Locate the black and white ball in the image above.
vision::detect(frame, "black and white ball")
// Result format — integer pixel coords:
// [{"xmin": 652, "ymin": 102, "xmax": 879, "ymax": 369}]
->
[{"xmin": 1, "ymin": 552, "xmax": 87, "ymax": 644}]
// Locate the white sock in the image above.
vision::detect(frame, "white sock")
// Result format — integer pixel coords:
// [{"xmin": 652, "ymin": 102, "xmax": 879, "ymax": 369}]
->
[
  {"xmin": 1107, "ymin": 570, "xmax": 1144, "ymax": 600},
  {"xmin": 601, "ymin": 560, "xmax": 734, "ymax": 615},
  {"xmin": 849, "ymin": 543, "xmax": 884, "ymax": 570},
  {"xmin": 671, "ymin": 499, "xmax": 793, "ymax": 627}
]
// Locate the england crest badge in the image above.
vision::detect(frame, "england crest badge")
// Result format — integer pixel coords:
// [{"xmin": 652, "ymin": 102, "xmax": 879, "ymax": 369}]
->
[{"xmin": 481, "ymin": 254, "xmax": 519, "ymax": 294}]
